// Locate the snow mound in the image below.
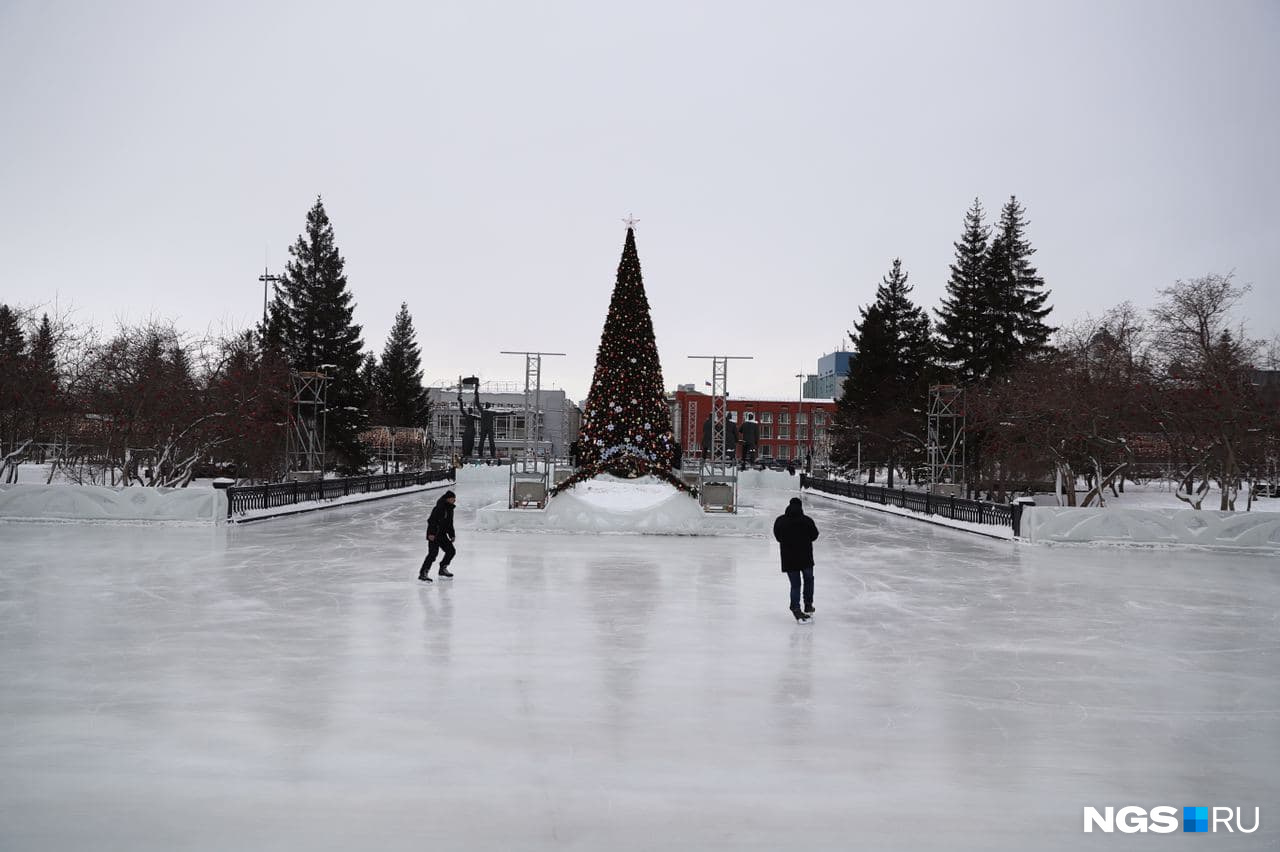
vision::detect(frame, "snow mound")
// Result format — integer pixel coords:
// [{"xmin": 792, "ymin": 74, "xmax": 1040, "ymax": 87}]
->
[
  {"xmin": 477, "ymin": 475, "xmax": 766, "ymax": 536},
  {"xmin": 455, "ymin": 464, "xmax": 512, "ymax": 486}
]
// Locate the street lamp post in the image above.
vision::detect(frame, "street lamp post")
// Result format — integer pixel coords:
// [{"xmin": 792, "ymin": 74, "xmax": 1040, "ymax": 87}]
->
[{"xmin": 794, "ymin": 372, "xmax": 810, "ymax": 472}]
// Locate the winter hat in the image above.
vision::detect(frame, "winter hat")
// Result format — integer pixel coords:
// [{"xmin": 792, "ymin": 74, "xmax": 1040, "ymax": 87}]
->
[
  {"xmin": 443, "ymin": 490, "xmax": 456, "ymax": 500},
  {"xmin": 789, "ymin": 497, "xmax": 802, "ymax": 507}
]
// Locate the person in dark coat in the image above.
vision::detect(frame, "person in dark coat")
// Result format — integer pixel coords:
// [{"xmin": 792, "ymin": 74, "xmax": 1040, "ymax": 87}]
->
[
  {"xmin": 458, "ymin": 388, "xmax": 478, "ymax": 460},
  {"xmin": 773, "ymin": 497, "xmax": 818, "ymax": 621},
  {"xmin": 419, "ymin": 490, "xmax": 457, "ymax": 582}
]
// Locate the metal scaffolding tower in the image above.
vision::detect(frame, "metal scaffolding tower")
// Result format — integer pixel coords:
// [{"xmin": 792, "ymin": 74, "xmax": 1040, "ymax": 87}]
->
[
  {"xmin": 288, "ymin": 369, "xmax": 330, "ymax": 477},
  {"xmin": 927, "ymin": 384, "xmax": 966, "ymax": 490},
  {"xmin": 501, "ymin": 350, "xmax": 565, "ymax": 509},
  {"xmin": 500, "ymin": 350, "xmax": 566, "ymax": 461},
  {"xmin": 688, "ymin": 355, "xmax": 752, "ymax": 512}
]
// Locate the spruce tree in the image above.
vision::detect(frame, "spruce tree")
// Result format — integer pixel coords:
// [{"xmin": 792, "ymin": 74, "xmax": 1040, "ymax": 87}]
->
[
  {"xmin": 27, "ymin": 315, "xmax": 59, "ymax": 440},
  {"xmin": 378, "ymin": 303, "xmax": 430, "ymax": 428},
  {"xmin": 834, "ymin": 259, "xmax": 932, "ymax": 486},
  {"xmin": 994, "ymin": 196, "xmax": 1053, "ymax": 355},
  {"xmin": 935, "ymin": 198, "xmax": 992, "ymax": 384},
  {"xmin": 271, "ymin": 197, "xmax": 369, "ymax": 473},
  {"xmin": 554, "ymin": 225, "xmax": 687, "ymax": 494},
  {"xmin": 29, "ymin": 315, "xmax": 56, "ymax": 381},
  {"xmin": 359, "ymin": 352, "xmax": 382, "ymax": 419},
  {"xmin": 0, "ymin": 305, "xmax": 26, "ymax": 454},
  {"xmin": 0, "ymin": 305, "xmax": 23, "ymax": 358}
]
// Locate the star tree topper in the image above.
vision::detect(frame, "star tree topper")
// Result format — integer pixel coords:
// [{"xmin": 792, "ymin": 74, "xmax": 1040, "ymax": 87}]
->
[{"xmin": 622, "ymin": 214, "xmax": 640, "ymax": 229}]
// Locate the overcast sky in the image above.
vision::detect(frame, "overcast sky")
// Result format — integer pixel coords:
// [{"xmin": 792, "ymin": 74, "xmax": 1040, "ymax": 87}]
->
[{"xmin": 2, "ymin": 0, "xmax": 1277, "ymax": 400}]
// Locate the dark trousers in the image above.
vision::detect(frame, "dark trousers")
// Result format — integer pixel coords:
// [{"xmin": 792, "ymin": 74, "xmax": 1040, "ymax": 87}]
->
[
  {"xmin": 479, "ymin": 427, "xmax": 496, "ymax": 457},
  {"xmin": 786, "ymin": 568, "xmax": 814, "ymax": 610},
  {"xmin": 421, "ymin": 538, "xmax": 456, "ymax": 572}
]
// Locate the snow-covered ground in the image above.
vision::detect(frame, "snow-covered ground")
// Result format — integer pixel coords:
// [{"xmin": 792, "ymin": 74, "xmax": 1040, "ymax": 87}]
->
[
  {"xmin": 11, "ymin": 461, "xmax": 224, "ymax": 489},
  {"xmin": 1084, "ymin": 479, "xmax": 1279, "ymax": 512},
  {"xmin": 1, "ymin": 470, "xmax": 1277, "ymax": 850}
]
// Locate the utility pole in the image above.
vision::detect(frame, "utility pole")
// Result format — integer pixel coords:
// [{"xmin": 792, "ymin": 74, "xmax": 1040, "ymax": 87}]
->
[
  {"xmin": 794, "ymin": 372, "xmax": 806, "ymax": 470},
  {"xmin": 258, "ymin": 267, "xmax": 283, "ymax": 326}
]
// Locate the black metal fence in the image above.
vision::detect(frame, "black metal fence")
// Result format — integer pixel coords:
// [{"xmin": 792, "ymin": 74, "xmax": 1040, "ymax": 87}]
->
[
  {"xmin": 226, "ymin": 469, "xmax": 455, "ymax": 519},
  {"xmin": 800, "ymin": 474, "xmax": 1024, "ymax": 534}
]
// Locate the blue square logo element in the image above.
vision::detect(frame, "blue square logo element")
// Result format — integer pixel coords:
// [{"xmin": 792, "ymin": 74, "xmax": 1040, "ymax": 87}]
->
[{"xmin": 1184, "ymin": 806, "xmax": 1209, "ymax": 833}]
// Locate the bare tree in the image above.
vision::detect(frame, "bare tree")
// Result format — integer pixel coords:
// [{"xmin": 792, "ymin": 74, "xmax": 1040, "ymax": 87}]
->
[{"xmin": 1146, "ymin": 274, "xmax": 1269, "ymax": 510}]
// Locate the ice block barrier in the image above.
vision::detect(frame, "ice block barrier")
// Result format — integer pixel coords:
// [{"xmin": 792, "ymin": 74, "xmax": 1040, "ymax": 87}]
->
[
  {"xmin": 0, "ymin": 484, "xmax": 228, "ymax": 522},
  {"xmin": 1020, "ymin": 506, "xmax": 1280, "ymax": 552}
]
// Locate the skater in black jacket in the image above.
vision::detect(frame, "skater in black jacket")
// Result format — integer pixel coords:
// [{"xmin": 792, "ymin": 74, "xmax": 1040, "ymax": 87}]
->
[
  {"xmin": 773, "ymin": 497, "xmax": 818, "ymax": 621},
  {"xmin": 419, "ymin": 491, "xmax": 457, "ymax": 582}
]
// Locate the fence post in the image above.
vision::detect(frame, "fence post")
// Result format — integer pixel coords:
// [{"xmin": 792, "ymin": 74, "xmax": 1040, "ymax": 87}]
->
[
  {"xmin": 293, "ymin": 480, "xmax": 299, "ymax": 507},
  {"xmin": 925, "ymin": 491, "xmax": 931, "ymax": 515},
  {"xmin": 1009, "ymin": 499, "xmax": 1035, "ymax": 537},
  {"xmin": 977, "ymin": 502, "xmax": 984, "ymax": 524},
  {"xmin": 949, "ymin": 495, "xmax": 956, "ymax": 519}
]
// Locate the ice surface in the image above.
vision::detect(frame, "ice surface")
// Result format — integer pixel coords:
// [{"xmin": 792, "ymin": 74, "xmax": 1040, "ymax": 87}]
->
[{"xmin": 1, "ymin": 470, "xmax": 1277, "ymax": 850}]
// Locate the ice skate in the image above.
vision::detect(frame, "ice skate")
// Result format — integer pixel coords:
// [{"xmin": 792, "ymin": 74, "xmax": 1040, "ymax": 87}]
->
[
  {"xmin": 791, "ymin": 607, "xmax": 811, "ymax": 623},
  {"xmin": 438, "ymin": 567, "xmax": 454, "ymax": 579},
  {"xmin": 418, "ymin": 571, "xmax": 433, "ymax": 583},
  {"xmin": 804, "ymin": 603, "xmax": 815, "ymax": 614}
]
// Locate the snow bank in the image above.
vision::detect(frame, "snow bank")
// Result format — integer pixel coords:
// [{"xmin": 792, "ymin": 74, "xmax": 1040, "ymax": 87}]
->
[
  {"xmin": 455, "ymin": 464, "xmax": 514, "ymax": 487},
  {"xmin": 736, "ymin": 468, "xmax": 803, "ymax": 494},
  {"xmin": 804, "ymin": 488, "xmax": 1015, "ymax": 540},
  {"xmin": 0, "ymin": 484, "xmax": 226, "ymax": 522},
  {"xmin": 1021, "ymin": 506, "xmax": 1280, "ymax": 552},
  {"xmin": 477, "ymin": 476, "xmax": 766, "ymax": 536}
]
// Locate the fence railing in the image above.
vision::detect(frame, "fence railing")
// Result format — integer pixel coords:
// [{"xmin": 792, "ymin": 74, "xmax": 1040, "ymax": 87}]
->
[
  {"xmin": 800, "ymin": 474, "xmax": 1023, "ymax": 533},
  {"xmin": 226, "ymin": 468, "xmax": 455, "ymax": 518}
]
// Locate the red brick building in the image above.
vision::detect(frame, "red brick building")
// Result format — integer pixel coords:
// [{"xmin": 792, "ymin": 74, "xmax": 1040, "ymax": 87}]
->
[{"xmin": 670, "ymin": 389, "xmax": 837, "ymax": 464}]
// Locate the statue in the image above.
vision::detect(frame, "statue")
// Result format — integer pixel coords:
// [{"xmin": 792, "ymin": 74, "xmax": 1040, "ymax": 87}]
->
[
  {"xmin": 702, "ymin": 414, "xmax": 738, "ymax": 462},
  {"xmin": 457, "ymin": 379, "xmax": 479, "ymax": 459},
  {"xmin": 740, "ymin": 413, "xmax": 760, "ymax": 464}
]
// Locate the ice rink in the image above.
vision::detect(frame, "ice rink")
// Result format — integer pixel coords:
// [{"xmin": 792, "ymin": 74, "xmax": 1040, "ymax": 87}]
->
[{"xmin": 2, "ymin": 471, "xmax": 1277, "ymax": 850}]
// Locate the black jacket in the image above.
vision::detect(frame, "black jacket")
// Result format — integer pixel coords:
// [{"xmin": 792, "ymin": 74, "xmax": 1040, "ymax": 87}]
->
[
  {"xmin": 773, "ymin": 501, "xmax": 818, "ymax": 572},
  {"xmin": 426, "ymin": 495, "xmax": 456, "ymax": 540}
]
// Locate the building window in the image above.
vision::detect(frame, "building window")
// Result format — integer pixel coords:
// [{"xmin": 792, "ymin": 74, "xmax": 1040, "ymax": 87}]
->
[
  {"xmin": 813, "ymin": 411, "xmax": 825, "ymax": 426},
  {"xmin": 761, "ymin": 425, "xmax": 772, "ymax": 439},
  {"xmin": 728, "ymin": 410, "xmax": 738, "ymax": 422},
  {"xmin": 778, "ymin": 427, "xmax": 790, "ymax": 440},
  {"xmin": 760, "ymin": 444, "xmax": 771, "ymax": 458},
  {"xmin": 779, "ymin": 412, "xmax": 790, "ymax": 424},
  {"xmin": 798, "ymin": 426, "xmax": 808, "ymax": 440},
  {"xmin": 760, "ymin": 412, "xmax": 773, "ymax": 424},
  {"xmin": 777, "ymin": 445, "xmax": 789, "ymax": 459},
  {"xmin": 797, "ymin": 412, "xmax": 808, "ymax": 425}
]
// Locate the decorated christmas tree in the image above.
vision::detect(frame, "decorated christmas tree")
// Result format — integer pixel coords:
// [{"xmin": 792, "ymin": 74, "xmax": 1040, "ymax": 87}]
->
[{"xmin": 553, "ymin": 223, "xmax": 691, "ymax": 495}]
